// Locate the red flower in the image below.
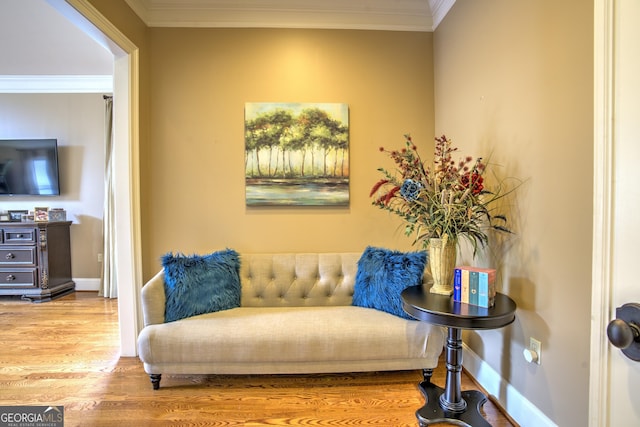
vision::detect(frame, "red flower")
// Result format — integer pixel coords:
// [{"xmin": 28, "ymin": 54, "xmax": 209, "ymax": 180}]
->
[
  {"xmin": 370, "ymin": 179, "xmax": 389, "ymax": 197},
  {"xmin": 460, "ymin": 172, "xmax": 484, "ymax": 195},
  {"xmin": 384, "ymin": 186, "xmax": 401, "ymax": 204}
]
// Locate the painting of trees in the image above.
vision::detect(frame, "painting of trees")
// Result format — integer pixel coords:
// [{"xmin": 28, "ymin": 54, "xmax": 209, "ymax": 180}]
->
[{"xmin": 245, "ymin": 103, "xmax": 349, "ymax": 206}]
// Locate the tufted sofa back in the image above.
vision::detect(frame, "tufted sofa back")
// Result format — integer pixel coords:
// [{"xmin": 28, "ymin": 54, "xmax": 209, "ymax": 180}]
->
[{"xmin": 239, "ymin": 253, "xmax": 361, "ymax": 307}]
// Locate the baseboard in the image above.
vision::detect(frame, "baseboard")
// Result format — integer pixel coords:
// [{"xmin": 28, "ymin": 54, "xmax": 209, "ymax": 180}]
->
[
  {"xmin": 462, "ymin": 344, "xmax": 557, "ymax": 427},
  {"xmin": 73, "ymin": 278, "xmax": 100, "ymax": 292}
]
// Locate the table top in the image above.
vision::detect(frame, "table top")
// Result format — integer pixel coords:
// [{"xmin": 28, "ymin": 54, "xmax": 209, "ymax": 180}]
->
[{"xmin": 401, "ymin": 285, "xmax": 517, "ymax": 330}]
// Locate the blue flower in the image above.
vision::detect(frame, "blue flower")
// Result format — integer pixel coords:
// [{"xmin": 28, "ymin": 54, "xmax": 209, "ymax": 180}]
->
[{"xmin": 400, "ymin": 179, "xmax": 422, "ymax": 201}]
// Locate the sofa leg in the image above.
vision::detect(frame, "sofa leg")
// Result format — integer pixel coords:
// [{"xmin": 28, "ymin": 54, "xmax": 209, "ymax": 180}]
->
[
  {"xmin": 150, "ymin": 374, "xmax": 162, "ymax": 390},
  {"xmin": 422, "ymin": 368, "xmax": 433, "ymax": 384}
]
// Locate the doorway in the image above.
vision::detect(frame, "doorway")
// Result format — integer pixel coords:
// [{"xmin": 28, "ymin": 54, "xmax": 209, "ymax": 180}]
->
[{"xmin": 48, "ymin": 0, "xmax": 143, "ymax": 356}]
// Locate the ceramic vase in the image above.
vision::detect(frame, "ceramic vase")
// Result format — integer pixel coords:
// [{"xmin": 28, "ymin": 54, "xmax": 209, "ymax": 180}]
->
[{"xmin": 428, "ymin": 236, "xmax": 457, "ymax": 296}]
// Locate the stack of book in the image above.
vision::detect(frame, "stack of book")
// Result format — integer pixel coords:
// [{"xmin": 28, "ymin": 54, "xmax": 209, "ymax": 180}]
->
[{"xmin": 453, "ymin": 266, "xmax": 496, "ymax": 308}]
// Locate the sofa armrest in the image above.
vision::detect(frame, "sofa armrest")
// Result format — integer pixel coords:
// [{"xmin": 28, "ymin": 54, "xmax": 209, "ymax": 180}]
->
[{"xmin": 141, "ymin": 270, "xmax": 166, "ymax": 326}]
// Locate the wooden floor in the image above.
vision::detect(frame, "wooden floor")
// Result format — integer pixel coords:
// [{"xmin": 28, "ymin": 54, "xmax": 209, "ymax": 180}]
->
[{"xmin": 0, "ymin": 292, "xmax": 517, "ymax": 427}]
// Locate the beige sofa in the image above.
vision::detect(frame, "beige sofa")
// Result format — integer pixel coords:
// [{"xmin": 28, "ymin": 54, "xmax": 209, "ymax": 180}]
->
[{"xmin": 137, "ymin": 252, "xmax": 445, "ymax": 389}]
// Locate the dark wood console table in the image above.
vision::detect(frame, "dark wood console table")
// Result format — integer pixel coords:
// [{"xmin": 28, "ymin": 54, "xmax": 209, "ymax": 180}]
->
[
  {"xmin": 0, "ymin": 221, "xmax": 74, "ymax": 302},
  {"xmin": 401, "ymin": 285, "xmax": 517, "ymax": 427}
]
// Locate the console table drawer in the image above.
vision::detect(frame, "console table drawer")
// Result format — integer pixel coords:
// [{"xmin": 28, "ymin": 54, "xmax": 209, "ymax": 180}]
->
[
  {"xmin": 0, "ymin": 270, "xmax": 37, "ymax": 288},
  {"xmin": 0, "ymin": 221, "xmax": 73, "ymax": 302},
  {"xmin": 0, "ymin": 248, "xmax": 36, "ymax": 266},
  {"xmin": 2, "ymin": 228, "xmax": 36, "ymax": 244}
]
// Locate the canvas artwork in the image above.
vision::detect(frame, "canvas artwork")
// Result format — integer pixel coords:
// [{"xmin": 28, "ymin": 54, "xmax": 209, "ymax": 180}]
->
[{"xmin": 245, "ymin": 102, "xmax": 349, "ymax": 206}]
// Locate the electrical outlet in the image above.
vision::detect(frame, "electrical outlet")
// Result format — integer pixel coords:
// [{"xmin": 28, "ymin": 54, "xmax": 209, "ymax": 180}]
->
[
  {"xmin": 98, "ymin": 253, "xmax": 103, "ymax": 263},
  {"xmin": 530, "ymin": 337, "xmax": 542, "ymax": 365}
]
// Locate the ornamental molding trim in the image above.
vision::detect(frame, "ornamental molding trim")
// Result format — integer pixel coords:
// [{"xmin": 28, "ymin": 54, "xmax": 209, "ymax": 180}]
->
[
  {"xmin": 124, "ymin": 0, "xmax": 455, "ymax": 31},
  {"xmin": 428, "ymin": 0, "xmax": 456, "ymax": 29},
  {"xmin": 0, "ymin": 75, "xmax": 113, "ymax": 93}
]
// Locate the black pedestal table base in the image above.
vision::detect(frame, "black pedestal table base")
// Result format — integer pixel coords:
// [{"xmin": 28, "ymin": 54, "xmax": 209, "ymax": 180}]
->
[{"xmin": 415, "ymin": 380, "xmax": 491, "ymax": 427}]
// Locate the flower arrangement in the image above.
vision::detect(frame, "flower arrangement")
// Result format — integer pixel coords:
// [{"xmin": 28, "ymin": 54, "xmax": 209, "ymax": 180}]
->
[{"xmin": 370, "ymin": 134, "xmax": 515, "ymax": 255}]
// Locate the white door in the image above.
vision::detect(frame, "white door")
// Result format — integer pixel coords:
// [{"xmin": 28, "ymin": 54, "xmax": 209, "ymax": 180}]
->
[{"xmin": 590, "ymin": 0, "xmax": 640, "ymax": 425}]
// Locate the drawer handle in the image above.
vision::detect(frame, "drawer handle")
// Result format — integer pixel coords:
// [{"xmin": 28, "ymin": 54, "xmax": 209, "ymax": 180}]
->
[
  {"xmin": 5, "ymin": 253, "xmax": 15, "ymax": 260},
  {"xmin": 6, "ymin": 274, "xmax": 16, "ymax": 281}
]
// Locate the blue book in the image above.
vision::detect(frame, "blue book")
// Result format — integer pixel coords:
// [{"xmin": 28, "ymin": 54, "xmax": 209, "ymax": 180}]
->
[
  {"xmin": 475, "ymin": 269, "xmax": 496, "ymax": 307},
  {"xmin": 469, "ymin": 271, "xmax": 479, "ymax": 306},
  {"xmin": 478, "ymin": 272, "xmax": 489, "ymax": 307},
  {"xmin": 453, "ymin": 268, "xmax": 462, "ymax": 301}
]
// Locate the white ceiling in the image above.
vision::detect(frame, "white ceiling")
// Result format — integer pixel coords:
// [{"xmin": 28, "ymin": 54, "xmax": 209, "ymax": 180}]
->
[
  {"xmin": 0, "ymin": 0, "xmax": 113, "ymax": 76},
  {"xmin": 0, "ymin": 0, "xmax": 454, "ymax": 92}
]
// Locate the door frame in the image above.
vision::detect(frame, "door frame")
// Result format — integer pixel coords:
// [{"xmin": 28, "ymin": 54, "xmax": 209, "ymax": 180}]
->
[{"xmin": 589, "ymin": 0, "xmax": 613, "ymax": 424}]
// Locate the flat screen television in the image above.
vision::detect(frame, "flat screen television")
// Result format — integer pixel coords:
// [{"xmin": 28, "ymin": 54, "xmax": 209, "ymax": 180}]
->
[{"xmin": 0, "ymin": 139, "xmax": 61, "ymax": 196}]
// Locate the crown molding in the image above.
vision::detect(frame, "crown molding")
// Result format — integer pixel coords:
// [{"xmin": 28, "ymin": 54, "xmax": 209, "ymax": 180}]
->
[
  {"xmin": 429, "ymin": 0, "xmax": 456, "ymax": 29},
  {"xmin": 124, "ymin": 0, "xmax": 455, "ymax": 31},
  {"xmin": 0, "ymin": 75, "xmax": 113, "ymax": 93}
]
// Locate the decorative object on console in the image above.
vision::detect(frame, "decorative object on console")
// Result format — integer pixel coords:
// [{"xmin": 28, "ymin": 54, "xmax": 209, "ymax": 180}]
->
[
  {"xmin": 352, "ymin": 246, "xmax": 427, "ymax": 319},
  {"xmin": 161, "ymin": 249, "xmax": 241, "ymax": 322},
  {"xmin": 8, "ymin": 210, "xmax": 27, "ymax": 222},
  {"xmin": 34, "ymin": 207, "xmax": 49, "ymax": 222},
  {"xmin": 244, "ymin": 102, "xmax": 350, "ymax": 207},
  {"xmin": 48, "ymin": 209, "xmax": 67, "ymax": 222},
  {"xmin": 370, "ymin": 134, "xmax": 519, "ymax": 295}
]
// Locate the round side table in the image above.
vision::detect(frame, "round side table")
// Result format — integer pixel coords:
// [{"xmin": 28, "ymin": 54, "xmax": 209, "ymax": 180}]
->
[{"xmin": 401, "ymin": 285, "xmax": 517, "ymax": 427}]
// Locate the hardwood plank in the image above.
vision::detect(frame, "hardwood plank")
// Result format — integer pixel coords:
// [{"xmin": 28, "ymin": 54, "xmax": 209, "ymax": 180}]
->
[{"xmin": 0, "ymin": 292, "xmax": 517, "ymax": 426}]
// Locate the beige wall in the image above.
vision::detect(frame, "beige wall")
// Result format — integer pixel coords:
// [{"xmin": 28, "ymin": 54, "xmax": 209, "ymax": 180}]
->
[
  {"xmin": 0, "ymin": 93, "xmax": 105, "ymax": 281},
  {"xmin": 434, "ymin": 1, "xmax": 593, "ymax": 425},
  {"xmin": 143, "ymin": 28, "xmax": 435, "ymax": 277}
]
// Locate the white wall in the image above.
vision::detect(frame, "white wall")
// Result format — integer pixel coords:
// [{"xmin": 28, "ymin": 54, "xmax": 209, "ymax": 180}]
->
[{"xmin": 0, "ymin": 93, "xmax": 104, "ymax": 286}]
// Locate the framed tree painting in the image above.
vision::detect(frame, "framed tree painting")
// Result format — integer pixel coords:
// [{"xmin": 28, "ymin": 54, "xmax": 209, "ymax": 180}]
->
[{"xmin": 245, "ymin": 102, "xmax": 349, "ymax": 206}]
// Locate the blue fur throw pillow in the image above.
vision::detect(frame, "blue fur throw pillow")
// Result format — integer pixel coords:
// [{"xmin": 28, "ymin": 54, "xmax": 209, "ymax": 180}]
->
[
  {"xmin": 352, "ymin": 246, "xmax": 427, "ymax": 319},
  {"xmin": 162, "ymin": 249, "xmax": 241, "ymax": 322}
]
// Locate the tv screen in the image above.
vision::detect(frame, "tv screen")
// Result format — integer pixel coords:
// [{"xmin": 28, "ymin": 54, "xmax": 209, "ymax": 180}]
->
[{"xmin": 0, "ymin": 139, "xmax": 61, "ymax": 196}]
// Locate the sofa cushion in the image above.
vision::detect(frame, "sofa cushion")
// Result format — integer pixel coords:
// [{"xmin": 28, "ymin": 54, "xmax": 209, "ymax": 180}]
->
[
  {"xmin": 162, "ymin": 249, "xmax": 241, "ymax": 322},
  {"xmin": 352, "ymin": 246, "xmax": 426, "ymax": 319},
  {"xmin": 239, "ymin": 253, "xmax": 360, "ymax": 307},
  {"xmin": 138, "ymin": 306, "xmax": 444, "ymax": 367}
]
